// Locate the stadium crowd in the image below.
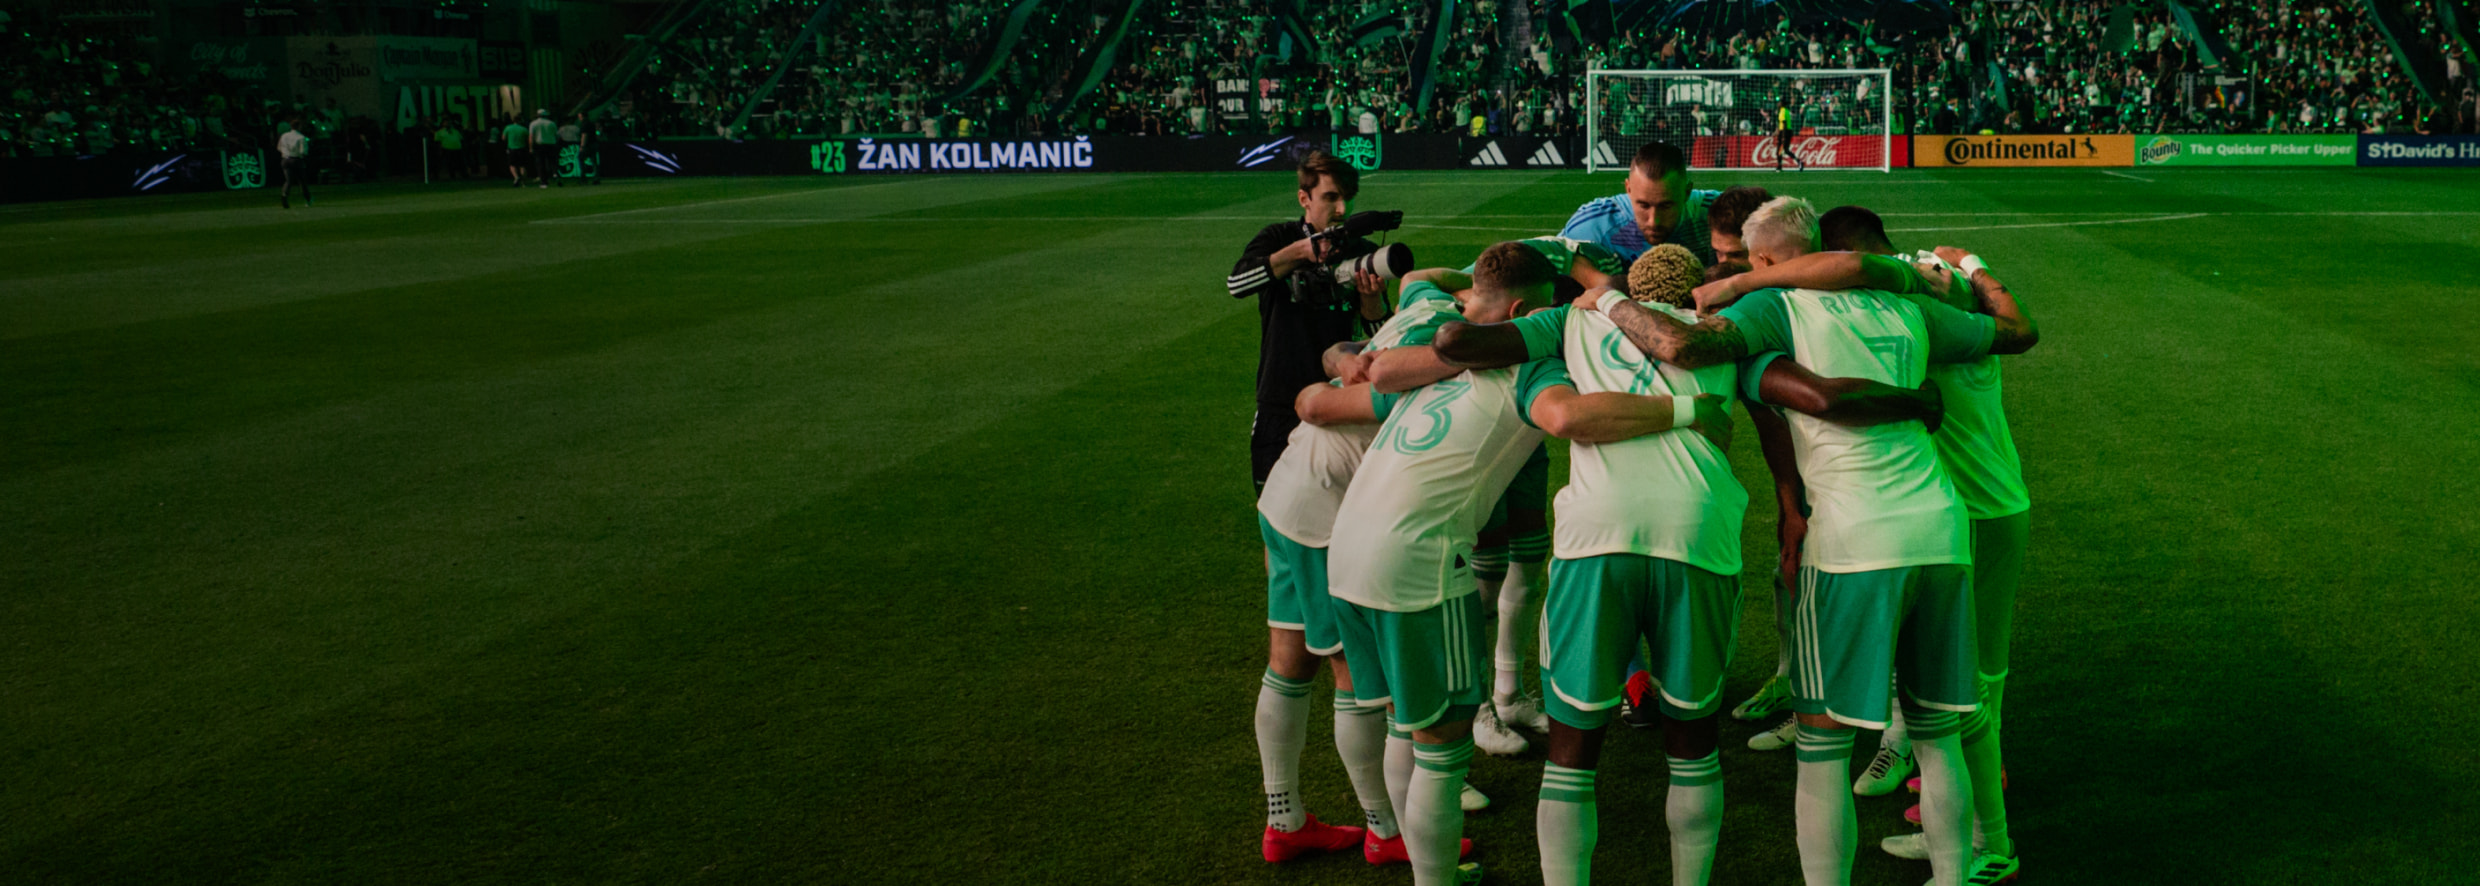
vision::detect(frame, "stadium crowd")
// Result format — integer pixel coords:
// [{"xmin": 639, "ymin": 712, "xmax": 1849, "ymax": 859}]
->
[{"xmin": 637, "ymin": 0, "xmax": 2480, "ymax": 139}]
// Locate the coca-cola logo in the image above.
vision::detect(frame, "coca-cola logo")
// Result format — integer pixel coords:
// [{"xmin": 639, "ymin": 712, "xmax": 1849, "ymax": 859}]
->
[{"xmin": 1752, "ymin": 136, "xmax": 1842, "ymax": 166}]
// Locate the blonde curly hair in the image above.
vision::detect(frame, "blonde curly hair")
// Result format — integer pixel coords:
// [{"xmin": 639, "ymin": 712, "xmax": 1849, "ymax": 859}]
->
[{"xmin": 1626, "ymin": 243, "xmax": 1702, "ymax": 309}]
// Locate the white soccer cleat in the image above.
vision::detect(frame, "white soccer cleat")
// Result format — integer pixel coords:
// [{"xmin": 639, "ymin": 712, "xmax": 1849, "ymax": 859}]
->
[
  {"xmin": 1460, "ymin": 783, "xmax": 1490, "ymax": 812},
  {"xmin": 1472, "ymin": 701, "xmax": 1530, "ymax": 756},
  {"xmin": 1853, "ymin": 741, "xmax": 1916, "ymax": 796},
  {"xmin": 1495, "ymin": 693, "xmax": 1551, "ymax": 732},
  {"xmin": 1731, "ymin": 674, "xmax": 1794, "ymax": 721},
  {"xmin": 1880, "ymin": 832, "xmax": 1928, "ymax": 860},
  {"xmin": 1746, "ymin": 715, "xmax": 1799, "ymax": 751}
]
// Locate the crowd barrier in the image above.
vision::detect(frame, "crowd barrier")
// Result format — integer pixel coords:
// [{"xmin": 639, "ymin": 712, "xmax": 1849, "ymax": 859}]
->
[{"xmin": 9, "ymin": 133, "xmax": 2477, "ymax": 203}]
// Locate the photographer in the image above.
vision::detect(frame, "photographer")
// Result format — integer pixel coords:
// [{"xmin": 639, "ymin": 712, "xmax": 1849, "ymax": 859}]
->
[{"xmin": 1227, "ymin": 153, "xmax": 1394, "ymax": 494}]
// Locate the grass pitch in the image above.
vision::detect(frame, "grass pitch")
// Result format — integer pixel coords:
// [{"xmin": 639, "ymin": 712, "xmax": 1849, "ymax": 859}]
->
[{"xmin": 4, "ymin": 167, "xmax": 2477, "ymax": 884}]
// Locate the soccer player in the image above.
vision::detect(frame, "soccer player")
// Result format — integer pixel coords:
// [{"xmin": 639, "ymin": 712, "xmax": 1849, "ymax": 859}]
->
[
  {"xmin": 1329, "ymin": 243, "xmax": 1727, "ymax": 886},
  {"xmin": 1435, "ymin": 245, "xmax": 1948, "ymax": 886},
  {"xmin": 1557, "ymin": 141, "xmax": 1720, "ymax": 266},
  {"xmin": 1813, "ymin": 206, "xmax": 2030, "ymax": 883},
  {"xmin": 1253, "ymin": 256, "xmax": 1486, "ymax": 867},
  {"xmin": 1609, "ymin": 197, "xmax": 2038, "ymax": 886}
]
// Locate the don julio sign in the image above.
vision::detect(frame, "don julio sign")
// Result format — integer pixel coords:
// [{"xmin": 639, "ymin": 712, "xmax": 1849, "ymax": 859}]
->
[{"xmin": 1914, "ymin": 135, "xmax": 2133, "ymax": 167}]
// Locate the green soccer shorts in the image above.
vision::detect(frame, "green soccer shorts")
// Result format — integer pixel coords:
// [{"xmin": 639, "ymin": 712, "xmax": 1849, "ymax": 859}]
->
[
  {"xmin": 1333, "ymin": 594, "xmax": 1490, "ymax": 731},
  {"xmin": 1540, "ymin": 554, "xmax": 1743, "ymax": 729},
  {"xmin": 1971, "ymin": 511, "xmax": 2029, "ymax": 678},
  {"xmin": 1789, "ymin": 563, "xmax": 1978, "ymax": 730},
  {"xmin": 1259, "ymin": 514, "xmax": 1343, "ymax": 656}
]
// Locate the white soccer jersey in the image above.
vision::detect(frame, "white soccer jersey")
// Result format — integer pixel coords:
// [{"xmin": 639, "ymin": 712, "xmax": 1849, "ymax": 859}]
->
[
  {"xmin": 1552, "ymin": 302, "xmax": 1748, "ymax": 573},
  {"xmin": 1257, "ymin": 398, "xmax": 1389, "ymax": 547},
  {"xmin": 1329, "ymin": 359, "xmax": 1571, "ymax": 612},
  {"xmin": 1719, "ymin": 287, "xmax": 1982, "ymax": 572}
]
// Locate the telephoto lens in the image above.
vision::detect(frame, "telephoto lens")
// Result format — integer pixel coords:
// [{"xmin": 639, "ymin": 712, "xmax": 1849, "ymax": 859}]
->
[{"xmin": 1330, "ymin": 242, "xmax": 1413, "ymax": 285}]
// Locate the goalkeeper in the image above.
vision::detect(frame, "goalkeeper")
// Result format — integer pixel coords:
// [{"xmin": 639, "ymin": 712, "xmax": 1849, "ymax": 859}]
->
[{"xmin": 1557, "ymin": 141, "xmax": 1720, "ymax": 267}]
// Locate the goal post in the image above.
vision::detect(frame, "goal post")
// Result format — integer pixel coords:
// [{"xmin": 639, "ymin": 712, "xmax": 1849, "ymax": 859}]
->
[{"xmin": 1585, "ymin": 68, "xmax": 1895, "ymax": 173}]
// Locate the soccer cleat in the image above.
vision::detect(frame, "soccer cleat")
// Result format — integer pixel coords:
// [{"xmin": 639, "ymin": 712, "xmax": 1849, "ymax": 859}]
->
[
  {"xmin": 1930, "ymin": 852, "xmax": 2019, "ymax": 886},
  {"xmin": 1473, "ymin": 701, "xmax": 1529, "ymax": 756},
  {"xmin": 1747, "ymin": 715, "xmax": 1799, "ymax": 751},
  {"xmin": 1854, "ymin": 742, "xmax": 1916, "ymax": 796},
  {"xmin": 1496, "ymin": 693, "xmax": 1551, "ymax": 732},
  {"xmin": 1619, "ymin": 671, "xmax": 1660, "ymax": 729},
  {"xmin": 1458, "ymin": 861, "xmax": 1487, "ymax": 883},
  {"xmin": 1904, "ymin": 803, "xmax": 1921, "ymax": 825},
  {"xmin": 1263, "ymin": 814, "xmax": 1365, "ymax": 862},
  {"xmin": 1365, "ymin": 832, "xmax": 1474, "ymax": 865},
  {"xmin": 1732, "ymin": 675, "xmax": 1794, "ymax": 721},
  {"xmin": 1461, "ymin": 783, "xmax": 1491, "ymax": 812},
  {"xmin": 1881, "ymin": 831, "xmax": 1929, "ymax": 860}
]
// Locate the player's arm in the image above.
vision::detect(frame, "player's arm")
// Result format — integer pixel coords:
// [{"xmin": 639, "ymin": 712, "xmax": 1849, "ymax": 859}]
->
[
  {"xmin": 1691, "ymin": 252, "xmax": 1944, "ymax": 312},
  {"xmin": 1400, "ymin": 267, "xmax": 1472, "ymax": 291},
  {"xmin": 1530, "ymin": 387, "xmax": 1733, "ymax": 450},
  {"xmin": 1581, "ymin": 288, "xmax": 1751, "ymax": 370},
  {"xmin": 1295, "ymin": 381, "xmax": 1384, "ymax": 426},
  {"xmin": 1933, "ymin": 247, "xmax": 2039, "ymax": 355},
  {"xmin": 1743, "ymin": 398, "xmax": 1807, "ymax": 592},
  {"xmin": 1756, "ymin": 359, "xmax": 1945, "ymax": 433},
  {"xmin": 1432, "ymin": 321, "xmax": 1529, "ymax": 369},
  {"xmin": 1363, "ymin": 345, "xmax": 1460, "ymax": 393}
]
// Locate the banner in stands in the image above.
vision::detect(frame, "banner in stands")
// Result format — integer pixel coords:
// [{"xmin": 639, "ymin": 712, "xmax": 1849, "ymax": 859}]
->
[
  {"xmin": 288, "ymin": 37, "xmax": 481, "ymax": 124},
  {"xmin": 2356, "ymin": 135, "xmax": 2480, "ymax": 167},
  {"xmin": 176, "ymin": 38, "xmax": 288, "ymax": 85},
  {"xmin": 1913, "ymin": 134, "xmax": 2134, "ymax": 167},
  {"xmin": 2137, "ymin": 134, "xmax": 2354, "ymax": 166},
  {"xmin": 1687, "ymin": 135, "xmax": 1893, "ymax": 169}
]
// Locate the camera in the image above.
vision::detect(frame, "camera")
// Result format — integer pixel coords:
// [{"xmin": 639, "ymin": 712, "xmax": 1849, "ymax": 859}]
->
[{"xmin": 1288, "ymin": 210, "xmax": 1413, "ymax": 306}]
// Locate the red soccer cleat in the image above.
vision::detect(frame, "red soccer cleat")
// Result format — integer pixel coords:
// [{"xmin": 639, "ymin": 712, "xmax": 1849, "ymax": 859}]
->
[
  {"xmin": 1365, "ymin": 831, "xmax": 1475, "ymax": 865},
  {"xmin": 1263, "ymin": 815, "xmax": 1366, "ymax": 863},
  {"xmin": 1904, "ymin": 770, "xmax": 2007, "ymax": 825}
]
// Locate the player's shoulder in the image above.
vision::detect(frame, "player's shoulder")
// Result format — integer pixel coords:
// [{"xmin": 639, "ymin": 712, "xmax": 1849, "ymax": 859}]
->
[{"xmin": 1564, "ymin": 194, "xmax": 1629, "ymax": 225}]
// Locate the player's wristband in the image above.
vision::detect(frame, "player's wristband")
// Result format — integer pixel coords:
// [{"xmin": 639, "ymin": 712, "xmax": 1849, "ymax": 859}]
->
[
  {"xmin": 1672, "ymin": 395, "xmax": 1696, "ymax": 429},
  {"xmin": 1960, "ymin": 255, "xmax": 1989, "ymax": 277}
]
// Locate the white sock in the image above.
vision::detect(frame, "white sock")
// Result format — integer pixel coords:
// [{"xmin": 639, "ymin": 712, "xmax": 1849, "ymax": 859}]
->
[
  {"xmin": 1666, "ymin": 752, "xmax": 1722, "ymax": 886},
  {"xmin": 1961, "ymin": 706, "xmax": 2011, "ymax": 857},
  {"xmin": 1335, "ymin": 695, "xmax": 1398, "ymax": 839},
  {"xmin": 1384, "ymin": 726, "xmax": 1414, "ymax": 831},
  {"xmin": 1538, "ymin": 762, "xmax": 1597, "ymax": 885},
  {"xmin": 1255, "ymin": 669, "xmax": 1311, "ymax": 832},
  {"xmin": 1406, "ymin": 738, "xmax": 1474, "ymax": 886},
  {"xmin": 1910, "ymin": 709, "xmax": 1974, "ymax": 886},
  {"xmin": 1879, "ymin": 701, "xmax": 1911, "ymax": 757},
  {"xmin": 1792, "ymin": 725, "xmax": 1856, "ymax": 886}
]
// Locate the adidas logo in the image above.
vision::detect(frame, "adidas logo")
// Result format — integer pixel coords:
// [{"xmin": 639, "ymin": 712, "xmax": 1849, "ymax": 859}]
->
[
  {"xmin": 1468, "ymin": 141, "xmax": 1509, "ymax": 167},
  {"xmin": 1588, "ymin": 142, "xmax": 1621, "ymax": 166},
  {"xmin": 1526, "ymin": 141, "xmax": 1566, "ymax": 167}
]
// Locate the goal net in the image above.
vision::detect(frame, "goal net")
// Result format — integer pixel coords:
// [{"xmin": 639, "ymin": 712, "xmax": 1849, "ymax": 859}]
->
[{"xmin": 1585, "ymin": 69, "xmax": 1894, "ymax": 172}]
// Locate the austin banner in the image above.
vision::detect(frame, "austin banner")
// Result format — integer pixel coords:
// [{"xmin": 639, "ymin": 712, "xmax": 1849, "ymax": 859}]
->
[
  {"xmin": 1688, "ymin": 135, "xmax": 1894, "ymax": 170},
  {"xmin": 1914, "ymin": 134, "xmax": 2134, "ymax": 167},
  {"xmin": 2137, "ymin": 134, "xmax": 2354, "ymax": 166},
  {"xmin": 2355, "ymin": 135, "xmax": 2480, "ymax": 167}
]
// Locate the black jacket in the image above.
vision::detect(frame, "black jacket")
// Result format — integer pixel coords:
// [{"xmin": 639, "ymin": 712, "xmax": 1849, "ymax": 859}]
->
[{"xmin": 1229, "ymin": 220, "xmax": 1377, "ymax": 408}]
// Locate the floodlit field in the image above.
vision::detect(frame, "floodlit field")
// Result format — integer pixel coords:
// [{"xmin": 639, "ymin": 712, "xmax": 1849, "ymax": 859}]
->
[{"xmin": 4, "ymin": 167, "xmax": 2477, "ymax": 884}]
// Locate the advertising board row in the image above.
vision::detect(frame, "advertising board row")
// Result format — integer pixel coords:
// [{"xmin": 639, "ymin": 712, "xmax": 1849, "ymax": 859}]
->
[{"xmin": 7, "ymin": 133, "xmax": 2476, "ymax": 203}]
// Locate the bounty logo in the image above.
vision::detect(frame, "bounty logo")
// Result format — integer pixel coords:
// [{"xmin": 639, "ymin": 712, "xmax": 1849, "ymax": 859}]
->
[
  {"xmin": 1330, "ymin": 133, "xmax": 1382, "ymax": 171},
  {"xmin": 1236, "ymin": 136, "xmax": 1293, "ymax": 168},
  {"xmin": 2141, "ymin": 136, "xmax": 2182, "ymax": 165},
  {"xmin": 810, "ymin": 140, "xmax": 847, "ymax": 173},
  {"xmin": 1468, "ymin": 141, "xmax": 1510, "ymax": 167},
  {"xmin": 222, "ymin": 150, "xmax": 266, "ymax": 189}
]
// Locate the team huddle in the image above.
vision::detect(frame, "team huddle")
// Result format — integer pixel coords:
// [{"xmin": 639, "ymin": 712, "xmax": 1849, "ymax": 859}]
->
[{"xmin": 1238, "ymin": 143, "xmax": 2038, "ymax": 886}]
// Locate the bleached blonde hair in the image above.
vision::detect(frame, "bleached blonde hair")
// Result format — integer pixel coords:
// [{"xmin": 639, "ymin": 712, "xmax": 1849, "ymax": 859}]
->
[
  {"xmin": 1743, "ymin": 196, "xmax": 1822, "ymax": 260},
  {"xmin": 1626, "ymin": 244, "xmax": 1702, "ymax": 308}
]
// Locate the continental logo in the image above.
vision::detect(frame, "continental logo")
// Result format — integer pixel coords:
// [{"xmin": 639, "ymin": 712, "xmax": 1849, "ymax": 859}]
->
[
  {"xmin": 2142, "ymin": 136, "xmax": 2182, "ymax": 164},
  {"xmin": 1916, "ymin": 135, "xmax": 2133, "ymax": 167}
]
